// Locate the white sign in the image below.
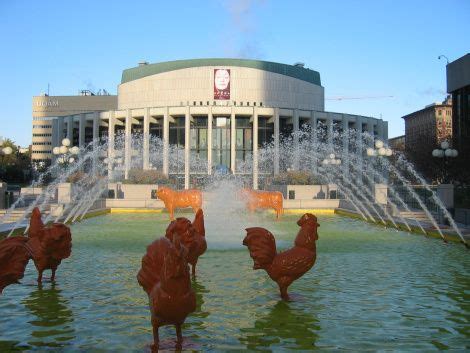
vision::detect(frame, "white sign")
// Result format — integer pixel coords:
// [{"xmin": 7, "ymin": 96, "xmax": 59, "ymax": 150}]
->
[{"xmin": 36, "ymin": 100, "xmax": 59, "ymax": 107}]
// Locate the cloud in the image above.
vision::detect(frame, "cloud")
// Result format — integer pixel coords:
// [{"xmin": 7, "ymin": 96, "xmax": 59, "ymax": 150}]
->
[{"xmin": 221, "ymin": 0, "xmax": 267, "ymax": 59}]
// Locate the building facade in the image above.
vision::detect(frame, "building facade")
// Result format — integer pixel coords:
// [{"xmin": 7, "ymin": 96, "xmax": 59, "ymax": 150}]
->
[
  {"xmin": 32, "ymin": 58, "xmax": 388, "ymax": 188},
  {"xmin": 32, "ymin": 92, "xmax": 117, "ymax": 164},
  {"xmin": 402, "ymin": 96, "xmax": 452, "ymax": 154},
  {"xmin": 388, "ymin": 135, "xmax": 405, "ymax": 153},
  {"xmin": 447, "ymin": 53, "xmax": 470, "ymax": 156}
]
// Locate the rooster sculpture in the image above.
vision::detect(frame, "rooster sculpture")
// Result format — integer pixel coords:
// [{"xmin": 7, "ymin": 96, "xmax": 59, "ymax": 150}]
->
[
  {"xmin": 243, "ymin": 213, "xmax": 319, "ymax": 300},
  {"xmin": 0, "ymin": 236, "xmax": 31, "ymax": 294},
  {"xmin": 27, "ymin": 208, "xmax": 72, "ymax": 283},
  {"xmin": 0, "ymin": 207, "xmax": 72, "ymax": 293},
  {"xmin": 137, "ymin": 218, "xmax": 197, "ymax": 348},
  {"xmin": 166, "ymin": 209, "xmax": 206, "ymax": 277}
]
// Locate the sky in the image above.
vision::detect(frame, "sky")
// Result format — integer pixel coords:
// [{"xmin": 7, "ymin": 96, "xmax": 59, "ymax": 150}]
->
[{"xmin": 0, "ymin": 0, "xmax": 469, "ymax": 146}]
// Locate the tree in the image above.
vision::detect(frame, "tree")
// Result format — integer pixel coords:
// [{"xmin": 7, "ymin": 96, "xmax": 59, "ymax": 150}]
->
[{"xmin": 0, "ymin": 138, "xmax": 32, "ymax": 184}]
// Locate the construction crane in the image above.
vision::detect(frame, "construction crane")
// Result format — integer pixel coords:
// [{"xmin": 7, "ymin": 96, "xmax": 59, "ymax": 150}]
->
[{"xmin": 325, "ymin": 95, "xmax": 394, "ymax": 101}]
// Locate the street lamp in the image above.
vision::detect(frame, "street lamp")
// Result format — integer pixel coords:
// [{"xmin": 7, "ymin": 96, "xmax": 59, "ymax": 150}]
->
[
  {"xmin": 432, "ymin": 140, "xmax": 458, "ymax": 184},
  {"xmin": 366, "ymin": 140, "xmax": 393, "ymax": 157},
  {"xmin": 322, "ymin": 153, "xmax": 341, "ymax": 165},
  {"xmin": 432, "ymin": 140, "xmax": 458, "ymax": 158},
  {"xmin": 53, "ymin": 138, "xmax": 80, "ymax": 166},
  {"xmin": 438, "ymin": 55, "xmax": 449, "ymax": 65}
]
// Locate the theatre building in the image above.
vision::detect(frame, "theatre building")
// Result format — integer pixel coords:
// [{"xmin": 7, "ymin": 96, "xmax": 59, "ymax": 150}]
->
[{"xmin": 32, "ymin": 58, "xmax": 388, "ymax": 188}]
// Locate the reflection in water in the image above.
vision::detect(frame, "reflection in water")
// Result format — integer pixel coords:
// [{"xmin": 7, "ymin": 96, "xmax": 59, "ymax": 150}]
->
[
  {"xmin": 22, "ymin": 283, "xmax": 74, "ymax": 349},
  {"xmin": 239, "ymin": 300, "xmax": 320, "ymax": 350},
  {"xmin": 185, "ymin": 278, "xmax": 210, "ymax": 338}
]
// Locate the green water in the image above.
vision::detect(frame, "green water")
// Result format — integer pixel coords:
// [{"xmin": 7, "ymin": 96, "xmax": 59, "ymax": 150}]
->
[{"xmin": 0, "ymin": 214, "xmax": 469, "ymax": 352}]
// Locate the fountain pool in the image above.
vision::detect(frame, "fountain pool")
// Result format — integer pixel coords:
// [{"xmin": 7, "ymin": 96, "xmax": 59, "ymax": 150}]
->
[{"xmin": 1, "ymin": 213, "xmax": 468, "ymax": 352}]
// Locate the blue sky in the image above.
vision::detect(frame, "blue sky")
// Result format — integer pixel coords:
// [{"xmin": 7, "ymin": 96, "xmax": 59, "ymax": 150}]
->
[{"xmin": 1, "ymin": 0, "xmax": 468, "ymax": 146}]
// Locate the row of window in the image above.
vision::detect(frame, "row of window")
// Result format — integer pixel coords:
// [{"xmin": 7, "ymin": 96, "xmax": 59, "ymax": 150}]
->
[
  {"xmin": 33, "ymin": 125, "xmax": 52, "ymax": 129},
  {"xmin": 191, "ymin": 101, "xmax": 263, "ymax": 107},
  {"xmin": 32, "ymin": 150, "xmax": 52, "ymax": 154},
  {"xmin": 437, "ymin": 110, "xmax": 452, "ymax": 116},
  {"xmin": 32, "ymin": 142, "xmax": 52, "ymax": 145},
  {"xmin": 33, "ymin": 133, "xmax": 52, "ymax": 137}
]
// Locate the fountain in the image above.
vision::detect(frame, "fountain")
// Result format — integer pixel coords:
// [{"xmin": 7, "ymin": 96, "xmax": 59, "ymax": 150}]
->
[
  {"xmin": 0, "ymin": 127, "xmax": 468, "ymax": 350},
  {"xmin": 0, "ymin": 127, "xmax": 466, "ymax": 247}
]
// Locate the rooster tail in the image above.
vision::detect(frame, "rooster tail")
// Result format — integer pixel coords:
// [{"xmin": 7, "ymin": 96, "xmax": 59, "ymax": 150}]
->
[
  {"xmin": 29, "ymin": 207, "xmax": 44, "ymax": 239},
  {"xmin": 243, "ymin": 227, "xmax": 277, "ymax": 270},
  {"xmin": 193, "ymin": 209, "xmax": 205, "ymax": 237},
  {"xmin": 0, "ymin": 237, "xmax": 32, "ymax": 294},
  {"xmin": 137, "ymin": 241, "xmax": 163, "ymax": 295}
]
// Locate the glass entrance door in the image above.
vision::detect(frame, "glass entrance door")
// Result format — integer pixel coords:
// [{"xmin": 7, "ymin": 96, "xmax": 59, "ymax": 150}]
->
[{"xmin": 212, "ymin": 117, "xmax": 231, "ymax": 173}]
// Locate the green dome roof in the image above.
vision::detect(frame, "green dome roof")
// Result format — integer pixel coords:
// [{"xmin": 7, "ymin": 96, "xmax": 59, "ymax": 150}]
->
[{"xmin": 121, "ymin": 58, "xmax": 321, "ymax": 86}]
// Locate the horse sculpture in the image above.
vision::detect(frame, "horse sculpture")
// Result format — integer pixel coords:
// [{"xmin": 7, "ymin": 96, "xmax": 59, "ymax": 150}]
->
[
  {"xmin": 241, "ymin": 189, "xmax": 284, "ymax": 219},
  {"xmin": 157, "ymin": 186, "xmax": 202, "ymax": 221}
]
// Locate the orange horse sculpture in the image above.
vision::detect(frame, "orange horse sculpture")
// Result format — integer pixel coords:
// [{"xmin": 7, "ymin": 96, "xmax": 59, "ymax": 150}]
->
[
  {"xmin": 241, "ymin": 189, "xmax": 284, "ymax": 219},
  {"xmin": 157, "ymin": 186, "xmax": 202, "ymax": 220}
]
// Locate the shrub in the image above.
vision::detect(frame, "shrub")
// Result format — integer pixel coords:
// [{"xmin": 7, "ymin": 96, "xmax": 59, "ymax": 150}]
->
[
  {"xmin": 272, "ymin": 171, "xmax": 322, "ymax": 185},
  {"xmin": 66, "ymin": 172, "xmax": 86, "ymax": 183},
  {"xmin": 123, "ymin": 169, "xmax": 169, "ymax": 184}
]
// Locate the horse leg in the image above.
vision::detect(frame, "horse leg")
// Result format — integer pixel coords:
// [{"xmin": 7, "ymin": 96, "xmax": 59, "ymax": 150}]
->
[
  {"xmin": 175, "ymin": 323, "xmax": 183, "ymax": 345},
  {"xmin": 51, "ymin": 268, "xmax": 56, "ymax": 282}
]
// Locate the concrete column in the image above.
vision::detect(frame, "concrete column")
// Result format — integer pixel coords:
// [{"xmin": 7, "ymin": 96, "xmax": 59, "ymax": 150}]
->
[
  {"xmin": 253, "ymin": 107, "xmax": 259, "ymax": 189},
  {"xmin": 93, "ymin": 112, "xmax": 100, "ymax": 147},
  {"xmin": 377, "ymin": 120, "xmax": 384, "ymax": 142},
  {"xmin": 184, "ymin": 107, "xmax": 190, "ymax": 189},
  {"xmin": 327, "ymin": 115, "xmax": 334, "ymax": 148},
  {"xmin": 67, "ymin": 116, "xmax": 73, "ymax": 141},
  {"xmin": 143, "ymin": 108, "xmax": 150, "ymax": 170},
  {"xmin": 0, "ymin": 182, "xmax": 6, "ymax": 209},
  {"xmin": 52, "ymin": 118, "xmax": 59, "ymax": 148},
  {"xmin": 57, "ymin": 183, "xmax": 72, "ymax": 204},
  {"xmin": 274, "ymin": 108, "xmax": 280, "ymax": 175},
  {"xmin": 293, "ymin": 109, "xmax": 299, "ymax": 170},
  {"xmin": 367, "ymin": 119, "xmax": 374, "ymax": 137},
  {"xmin": 163, "ymin": 107, "xmax": 169, "ymax": 176},
  {"xmin": 108, "ymin": 111, "xmax": 115, "ymax": 179},
  {"xmin": 374, "ymin": 184, "xmax": 388, "ymax": 205},
  {"xmin": 79, "ymin": 114, "xmax": 86, "ymax": 148},
  {"xmin": 356, "ymin": 117, "xmax": 363, "ymax": 183},
  {"xmin": 207, "ymin": 108, "xmax": 213, "ymax": 175},
  {"xmin": 311, "ymin": 112, "xmax": 318, "ymax": 175},
  {"xmin": 125, "ymin": 109, "xmax": 132, "ymax": 179},
  {"xmin": 58, "ymin": 117, "xmax": 65, "ymax": 143},
  {"xmin": 342, "ymin": 116, "xmax": 349, "ymax": 176},
  {"xmin": 230, "ymin": 108, "xmax": 236, "ymax": 173}
]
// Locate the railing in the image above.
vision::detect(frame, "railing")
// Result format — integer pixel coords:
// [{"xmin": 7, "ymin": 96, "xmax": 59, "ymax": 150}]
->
[{"xmin": 390, "ymin": 185, "xmax": 440, "ymax": 212}]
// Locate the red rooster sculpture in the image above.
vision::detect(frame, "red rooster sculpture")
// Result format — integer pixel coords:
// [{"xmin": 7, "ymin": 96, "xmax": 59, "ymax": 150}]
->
[
  {"xmin": 0, "ymin": 236, "xmax": 31, "ymax": 294},
  {"xmin": 27, "ymin": 207, "xmax": 72, "ymax": 283},
  {"xmin": 243, "ymin": 213, "xmax": 319, "ymax": 300},
  {"xmin": 137, "ymin": 218, "xmax": 197, "ymax": 349},
  {"xmin": 166, "ymin": 209, "xmax": 206, "ymax": 277},
  {"xmin": 0, "ymin": 207, "xmax": 72, "ymax": 293}
]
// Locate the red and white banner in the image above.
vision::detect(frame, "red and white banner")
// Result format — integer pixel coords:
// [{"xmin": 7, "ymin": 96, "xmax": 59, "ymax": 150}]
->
[{"xmin": 214, "ymin": 69, "xmax": 230, "ymax": 100}]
